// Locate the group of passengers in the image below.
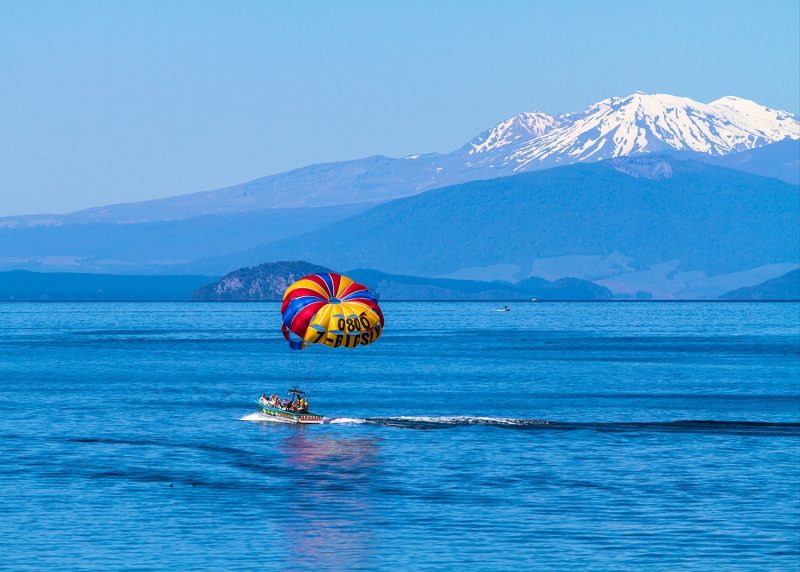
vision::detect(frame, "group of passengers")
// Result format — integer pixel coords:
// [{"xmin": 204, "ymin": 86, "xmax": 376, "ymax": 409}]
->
[{"xmin": 258, "ymin": 393, "xmax": 309, "ymax": 413}]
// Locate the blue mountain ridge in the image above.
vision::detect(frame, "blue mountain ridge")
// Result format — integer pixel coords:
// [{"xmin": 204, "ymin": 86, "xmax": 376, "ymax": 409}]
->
[
  {"xmin": 2, "ymin": 150, "xmax": 797, "ymax": 299},
  {"xmin": 0, "ymin": 270, "xmax": 215, "ymax": 301},
  {"xmin": 719, "ymin": 269, "xmax": 800, "ymax": 300},
  {"xmin": 0, "ymin": 203, "xmax": 371, "ymax": 273},
  {"xmin": 344, "ymin": 269, "xmax": 612, "ymax": 300},
  {"xmin": 0, "ymin": 264, "xmax": 612, "ymax": 301},
  {"xmin": 189, "ymin": 262, "xmax": 611, "ymax": 301},
  {"xmin": 707, "ymin": 139, "xmax": 799, "ymax": 185},
  {"xmin": 205, "ymin": 156, "xmax": 798, "ymax": 298}
]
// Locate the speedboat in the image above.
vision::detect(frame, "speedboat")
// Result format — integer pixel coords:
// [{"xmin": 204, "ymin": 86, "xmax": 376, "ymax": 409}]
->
[
  {"xmin": 255, "ymin": 388, "xmax": 324, "ymax": 424},
  {"xmin": 495, "ymin": 305, "xmax": 511, "ymax": 312}
]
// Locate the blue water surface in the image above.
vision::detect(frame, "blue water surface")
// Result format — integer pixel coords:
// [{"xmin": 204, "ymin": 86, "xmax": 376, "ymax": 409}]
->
[{"xmin": 1, "ymin": 302, "xmax": 798, "ymax": 571}]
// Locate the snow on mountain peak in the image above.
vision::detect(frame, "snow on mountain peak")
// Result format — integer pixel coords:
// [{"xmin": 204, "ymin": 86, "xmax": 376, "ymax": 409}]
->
[
  {"xmin": 467, "ymin": 111, "xmax": 560, "ymax": 155},
  {"xmin": 503, "ymin": 92, "xmax": 799, "ymax": 171},
  {"xmin": 708, "ymin": 96, "xmax": 798, "ymax": 140}
]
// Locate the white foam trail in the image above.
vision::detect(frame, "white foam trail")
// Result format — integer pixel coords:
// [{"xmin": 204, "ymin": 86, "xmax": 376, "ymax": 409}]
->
[
  {"xmin": 389, "ymin": 415, "xmax": 512, "ymax": 423},
  {"xmin": 378, "ymin": 416, "xmax": 550, "ymax": 426},
  {"xmin": 326, "ymin": 417, "xmax": 368, "ymax": 424},
  {"xmin": 240, "ymin": 412, "xmax": 271, "ymax": 422}
]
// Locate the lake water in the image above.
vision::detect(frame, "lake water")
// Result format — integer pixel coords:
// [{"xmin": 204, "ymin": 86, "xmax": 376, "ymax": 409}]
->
[{"xmin": 1, "ymin": 302, "xmax": 798, "ymax": 570}]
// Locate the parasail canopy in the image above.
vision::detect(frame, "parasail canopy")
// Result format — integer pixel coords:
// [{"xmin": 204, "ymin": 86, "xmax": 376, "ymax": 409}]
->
[{"xmin": 280, "ymin": 272, "xmax": 384, "ymax": 351}]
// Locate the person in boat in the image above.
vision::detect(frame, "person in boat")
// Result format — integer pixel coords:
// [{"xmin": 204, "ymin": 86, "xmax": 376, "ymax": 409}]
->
[
  {"xmin": 268, "ymin": 394, "xmax": 279, "ymax": 407},
  {"xmin": 258, "ymin": 393, "xmax": 268, "ymax": 405}
]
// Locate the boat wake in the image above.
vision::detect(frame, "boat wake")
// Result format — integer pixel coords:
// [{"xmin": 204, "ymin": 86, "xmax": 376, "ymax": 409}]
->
[
  {"xmin": 327, "ymin": 417, "xmax": 369, "ymax": 424},
  {"xmin": 370, "ymin": 418, "xmax": 800, "ymax": 435},
  {"xmin": 240, "ymin": 412, "xmax": 275, "ymax": 422},
  {"xmin": 241, "ymin": 413, "xmax": 800, "ymax": 435},
  {"xmin": 362, "ymin": 416, "xmax": 552, "ymax": 428}
]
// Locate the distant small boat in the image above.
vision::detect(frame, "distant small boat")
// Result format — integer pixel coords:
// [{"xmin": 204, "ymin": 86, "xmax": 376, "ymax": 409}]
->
[
  {"xmin": 255, "ymin": 388, "xmax": 324, "ymax": 424},
  {"xmin": 495, "ymin": 305, "xmax": 511, "ymax": 312},
  {"xmin": 531, "ymin": 298, "xmax": 539, "ymax": 302}
]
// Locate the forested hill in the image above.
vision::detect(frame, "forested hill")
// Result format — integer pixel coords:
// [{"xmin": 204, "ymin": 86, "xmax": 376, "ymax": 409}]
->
[{"xmin": 191, "ymin": 261, "xmax": 333, "ymax": 301}]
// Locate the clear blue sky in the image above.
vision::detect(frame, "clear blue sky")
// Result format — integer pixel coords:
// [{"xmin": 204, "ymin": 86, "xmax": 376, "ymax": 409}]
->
[{"xmin": 1, "ymin": 0, "xmax": 798, "ymax": 216}]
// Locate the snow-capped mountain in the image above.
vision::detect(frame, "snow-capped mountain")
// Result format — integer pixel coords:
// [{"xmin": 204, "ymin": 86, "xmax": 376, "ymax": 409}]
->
[
  {"xmin": 501, "ymin": 92, "xmax": 799, "ymax": 171},
  {"xmin": 465, "ymin": 112, "xmax": 561, "ymax": 155},
  {"xmin": 3, "ymin": 92, "xmax": 797, "ymax": 228}
]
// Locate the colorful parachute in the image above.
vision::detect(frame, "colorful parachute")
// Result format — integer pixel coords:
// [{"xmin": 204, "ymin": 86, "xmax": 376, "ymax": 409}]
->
[{"xmin": 280, "ymin": 273, "xmax": 384, "ymax": 351}]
